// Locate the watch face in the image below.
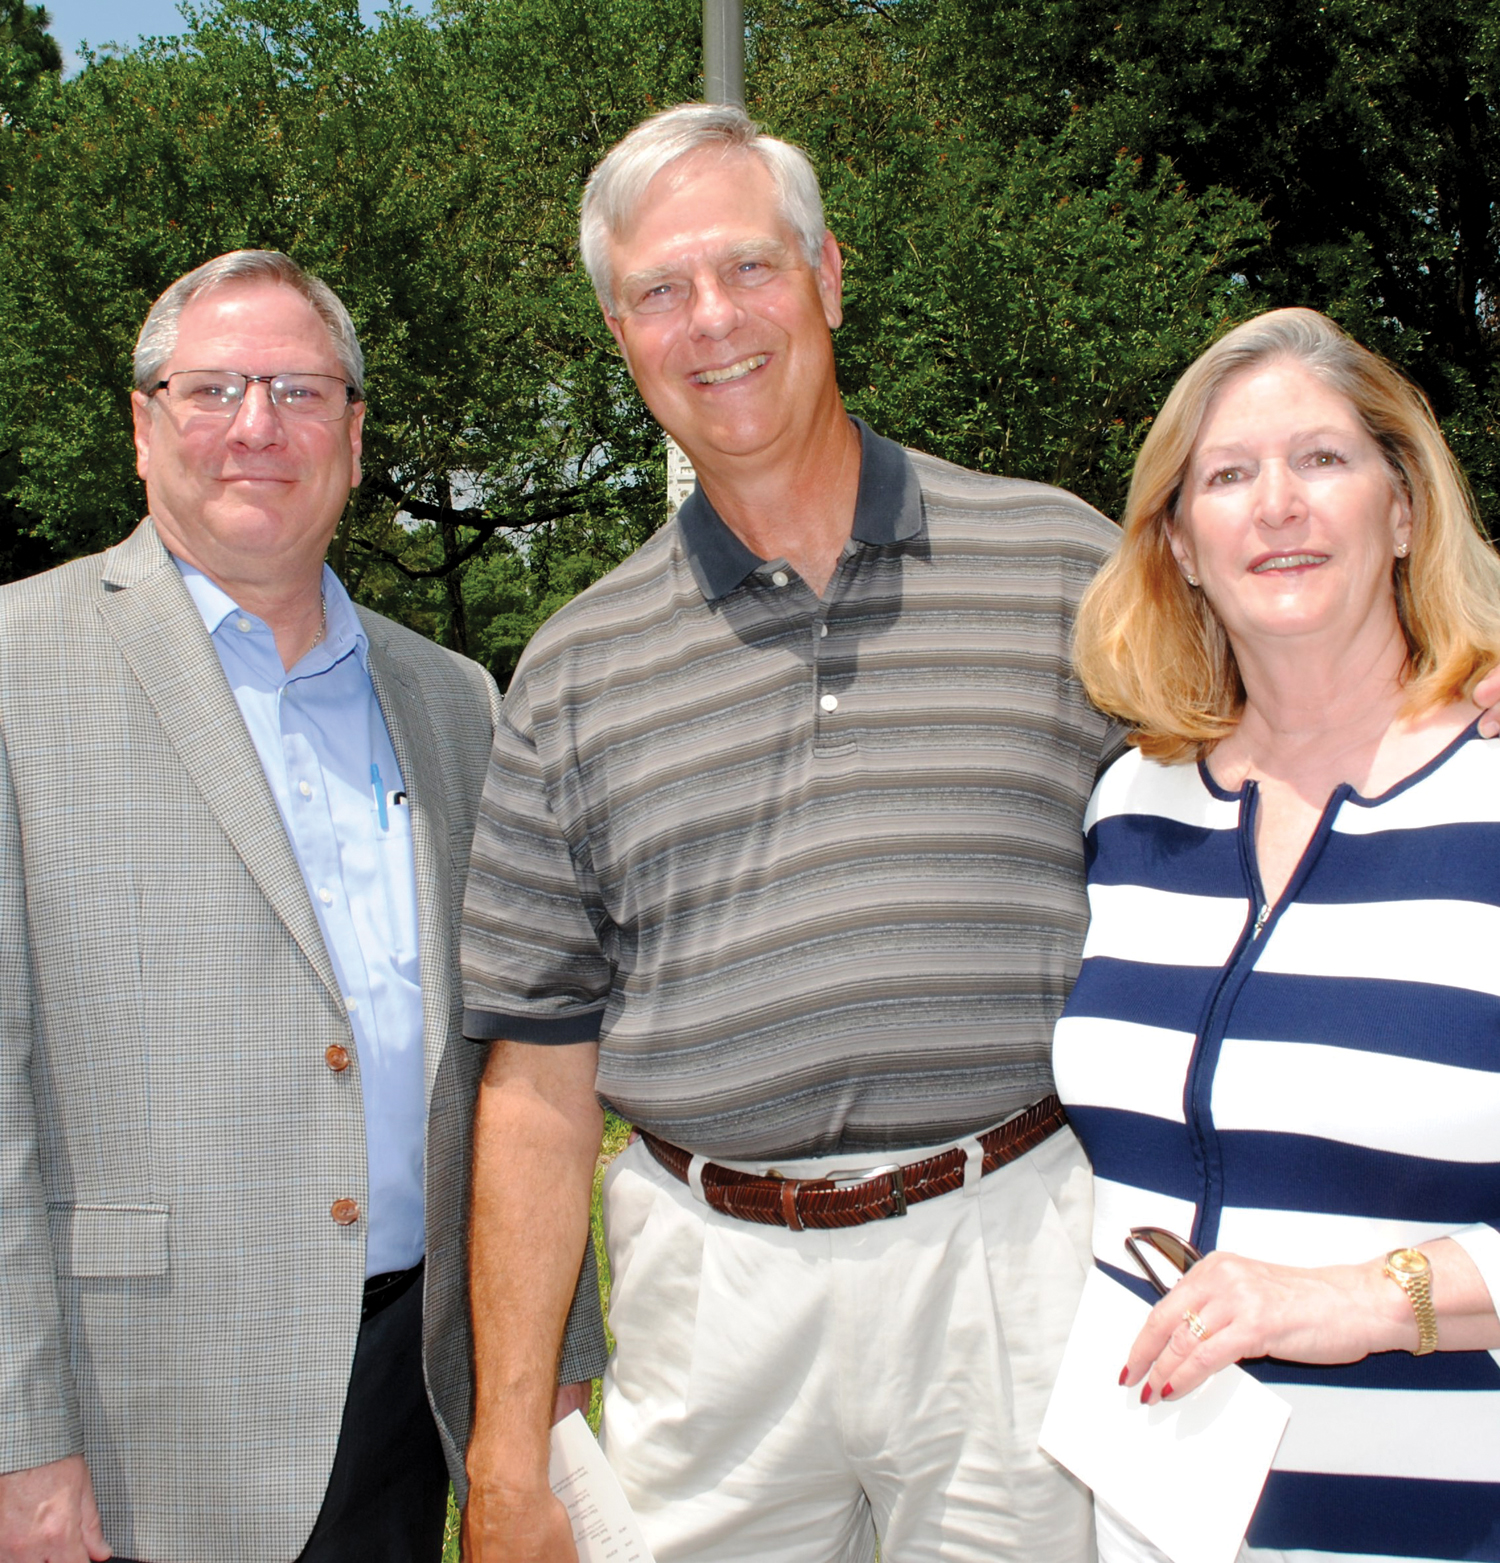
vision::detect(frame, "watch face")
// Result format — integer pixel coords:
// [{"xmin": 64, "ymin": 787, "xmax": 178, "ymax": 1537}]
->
[{"xmin": 1388, "ymin": 1248, "xmax": 1429, "ymax": 1277}]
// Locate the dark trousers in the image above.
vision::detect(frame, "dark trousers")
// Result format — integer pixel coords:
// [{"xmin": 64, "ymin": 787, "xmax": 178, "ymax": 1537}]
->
[{"xmin": 294, "ymin": 1270, "xmax": 450, "ymax": 1563}]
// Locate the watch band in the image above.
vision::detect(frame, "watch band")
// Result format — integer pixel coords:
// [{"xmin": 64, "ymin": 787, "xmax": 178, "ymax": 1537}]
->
[{"xmin": 1384, "ymin": 1247, "xmax": 1438, "ymax": 1355}]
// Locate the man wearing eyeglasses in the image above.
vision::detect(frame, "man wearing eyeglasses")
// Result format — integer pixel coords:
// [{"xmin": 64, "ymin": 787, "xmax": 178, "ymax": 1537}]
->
[{"xmin": 0, "ymin": 250, "xmax": 604, "ymax": 1563}]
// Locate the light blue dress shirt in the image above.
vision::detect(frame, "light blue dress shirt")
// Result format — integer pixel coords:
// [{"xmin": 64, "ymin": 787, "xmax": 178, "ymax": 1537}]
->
[{"xmin": 177, "ymin": 559, "xmax": 426, "ymax": 1277}]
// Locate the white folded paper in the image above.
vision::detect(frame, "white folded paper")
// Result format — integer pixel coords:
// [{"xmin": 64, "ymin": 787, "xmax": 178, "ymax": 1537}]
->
[
  {"xmin": 548, "ymin": 1410, "xmax": 656, "ymax": 1563},
  {"xmin": 1039, "ymin": 1267, "xmax": 1291, "ymax": 1563}
]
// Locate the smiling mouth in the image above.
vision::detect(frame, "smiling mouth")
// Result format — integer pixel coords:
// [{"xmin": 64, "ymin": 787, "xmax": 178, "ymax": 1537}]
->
[
  {"xmin": 692, "ymin": 354, "xmax": 768, "ymax": 385},
  {"xmin": 1252, "ymin": 553, "xmax": 1327, "ymax": 572}
]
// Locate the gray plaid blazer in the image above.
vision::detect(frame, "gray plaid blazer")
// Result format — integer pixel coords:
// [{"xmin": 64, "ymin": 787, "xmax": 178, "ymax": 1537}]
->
[{"xmin": 0, "ymin": 520, "xmax": 605, "ymax": 1561}]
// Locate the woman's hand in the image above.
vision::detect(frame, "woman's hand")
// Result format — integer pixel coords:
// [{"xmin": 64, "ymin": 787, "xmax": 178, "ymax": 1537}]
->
[
  {"xmin": 1473, "ymin": 666, "xmax": 1500, "ymax": 737},
  {"xmin": 1121, "ymin": 1250, "xmax": 1397, "ymax": 1403},
  {"xmin": 1121, "ymin": 1235, "xmax": 1500, "ymax": 1401}
]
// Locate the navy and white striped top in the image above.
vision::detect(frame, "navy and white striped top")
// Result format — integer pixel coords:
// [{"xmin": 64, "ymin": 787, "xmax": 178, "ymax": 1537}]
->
[{"xmin": 1054, "ymin": 726, "xmax": 1500, "ymax": 1562}]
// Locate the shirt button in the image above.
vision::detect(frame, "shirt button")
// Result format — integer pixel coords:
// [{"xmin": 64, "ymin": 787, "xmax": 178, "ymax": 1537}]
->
[
  {"xmin": 344, "ymin": 997, "xmax": 358, "ymax": 1013},
  {"xmin": 318, "ymin": 888, "xmax": 333, "ymax": 904},
  {"xmin": 771, "ymin": 570, "xmax": 789, "ymax": 587},
  {"xmin": 330, "ymin": 1198, "xmax": 359, "ymax": 1226},
  {"xmin": 235, "ymin": 617, "xmax": 252, "ymax": 633},
  {"xmin": 299, "ymin": 781, "xmax": 312, "ymax": 798},
  {"xmin": 819, "ymin": 623, "xmax": 828, "ymax": 638},
  {"xmin": 325, "ymin": 1044, "xmax": 351, "ymax": 1073},
  {"xmin": 820, "ymin": 694, "xmax": 839, "ymax": 712}
]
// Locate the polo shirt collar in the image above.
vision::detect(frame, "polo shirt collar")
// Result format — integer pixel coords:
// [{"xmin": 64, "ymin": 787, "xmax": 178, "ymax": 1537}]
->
[{"xmin": 678, "ymin": 417, "xmax": 925, "ymax": 602}]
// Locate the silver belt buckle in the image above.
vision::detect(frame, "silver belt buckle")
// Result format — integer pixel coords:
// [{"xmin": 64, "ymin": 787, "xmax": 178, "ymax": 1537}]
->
[{"xmin": 829, "ymin": 1162, "xmax": 907, "ymax": 1217}]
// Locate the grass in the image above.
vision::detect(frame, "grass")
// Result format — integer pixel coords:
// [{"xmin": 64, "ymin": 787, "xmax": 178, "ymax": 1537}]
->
[{"xmin": 441, "ymin": 1111, "xmax": 631, "ymax": 1559}]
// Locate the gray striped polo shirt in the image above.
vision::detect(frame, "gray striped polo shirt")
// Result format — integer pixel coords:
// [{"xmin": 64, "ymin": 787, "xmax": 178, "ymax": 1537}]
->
[{"xmin": 462, "ymin": 422, "xmax": 1120, "ymax": 1158}]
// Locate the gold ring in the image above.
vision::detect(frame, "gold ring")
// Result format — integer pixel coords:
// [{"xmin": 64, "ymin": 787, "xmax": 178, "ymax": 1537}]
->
[{"xmin": 1183, "ymin": 1309, "xmax": 1210, "ymax": 1341}]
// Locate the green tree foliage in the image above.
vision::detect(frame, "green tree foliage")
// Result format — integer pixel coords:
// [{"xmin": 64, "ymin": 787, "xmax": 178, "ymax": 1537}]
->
[
  {"xmin": 2, "ymin": 0, "xmax": 1492, "ymax": 681},
  {"xmin": 0, "ymin": 0, "xmax": 698, "ymax": 671},
  {"xmin": 0, "ymin": 0, "xmax": 62, "ymax": 577},
  {"xmin": 915, "ymin": 0, "xmax": 1500, "ymax": 513},
  {"xmin": 0, "ymin": 0, "xmax": 61, "ymax": 116},
  {"xmin": 749, "ymin": 1, "xmax": 1264, "ymax": 512}
]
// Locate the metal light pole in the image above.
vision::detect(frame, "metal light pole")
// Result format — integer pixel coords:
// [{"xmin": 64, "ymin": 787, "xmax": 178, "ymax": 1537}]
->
[
  {"xmin": 666, "ymin": 0, "xmax": 746, "ymax": 521},
  {"xmin": 703, "ymin": 0, "xmax": 744, "ymax": 108}
]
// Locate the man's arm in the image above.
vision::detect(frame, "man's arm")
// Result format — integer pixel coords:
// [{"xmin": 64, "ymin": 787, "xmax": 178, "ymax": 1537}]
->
[
  {"xmin": 463, "ymin": 1039, "xmax": 603, "ymax": 1563},
  {"xmin": 0, "ymin": 717, "xmax": 107, "ymax": 1562},
  {"xmin": 475, "ymin": 662, "xmax": 600, "ymax": 1425}
]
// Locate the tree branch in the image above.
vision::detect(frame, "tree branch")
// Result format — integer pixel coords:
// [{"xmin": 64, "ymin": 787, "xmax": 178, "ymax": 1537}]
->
[{"xmin": 353, "ymin": 477, "xmax": 595, "ymax": 580}]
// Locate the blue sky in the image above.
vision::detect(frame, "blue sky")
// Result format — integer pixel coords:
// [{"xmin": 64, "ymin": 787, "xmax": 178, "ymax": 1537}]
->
[
  {"xmin": 46, "ymin": 0, "xmax": 425, "ymax": 73},
  {"xmin": 47, "ymin": 0, "xmax": 189, "ymax": 72}
]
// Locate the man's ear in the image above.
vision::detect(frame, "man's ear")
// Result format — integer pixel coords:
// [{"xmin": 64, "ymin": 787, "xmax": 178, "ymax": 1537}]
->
[
  {"xmin": 131, "ymin": 390, "xmax": 155, "ymax": 483},
  {"xmin": 817, "ymin": 231, "xmax": 844, "ymax": 331},
  {"xmin": 601, "ymin": 299, "xmax": 631, "ymax": 367},
  {"xmin": 347, "ymin": 400, "xmax": 366, "ymax": 489}
]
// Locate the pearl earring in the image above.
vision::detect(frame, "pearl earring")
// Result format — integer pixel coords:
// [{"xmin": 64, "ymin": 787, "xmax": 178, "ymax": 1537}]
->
[
  {"xmin": 1395, "ymin": 541, "xmax": 1409, "ymax": 558},
  {"xmin": 1186, "ymin": 574, "xmax": 1200, "ymax": 587}
]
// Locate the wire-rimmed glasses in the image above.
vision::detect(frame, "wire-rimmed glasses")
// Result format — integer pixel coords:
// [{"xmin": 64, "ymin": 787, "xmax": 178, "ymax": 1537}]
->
[{"xmin": 147, "ymin": 370, "xmax": 360, "ymax": 421}]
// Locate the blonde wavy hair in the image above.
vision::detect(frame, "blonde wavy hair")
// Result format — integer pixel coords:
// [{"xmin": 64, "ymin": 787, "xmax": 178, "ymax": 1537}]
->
[{"xmin": 1073, "ymin": 307, "xmax": 1500, "ymax": 762}]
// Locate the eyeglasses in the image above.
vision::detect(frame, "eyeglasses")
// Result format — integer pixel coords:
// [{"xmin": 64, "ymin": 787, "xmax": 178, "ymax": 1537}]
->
[
  {"xmin": 147, "ymin": 370, "xmax": 360, "ymax": 421},
  {"xmin": 1125, "ymin": 1226, "xmax": 1204, "ymax": 1297}
]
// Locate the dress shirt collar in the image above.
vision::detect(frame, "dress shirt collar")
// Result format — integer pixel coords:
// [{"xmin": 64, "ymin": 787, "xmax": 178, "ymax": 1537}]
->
[
  {"xmin": 173, "ymin": 556, "xmax": 368, "ymax": 676},
  {"xmin": 677, "ymin": 417, "xmax": 926, "ymax": 603}
]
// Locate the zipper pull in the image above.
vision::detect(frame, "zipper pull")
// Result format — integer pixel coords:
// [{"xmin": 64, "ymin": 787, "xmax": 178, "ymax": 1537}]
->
[{"xmin": 1252, "ymin": 902, "xmax": 1271, "ymax": 939}]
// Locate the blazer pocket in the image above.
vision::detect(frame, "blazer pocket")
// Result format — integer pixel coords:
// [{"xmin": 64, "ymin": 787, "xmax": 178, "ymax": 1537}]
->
[{"xmin": 48, "ymin": 1203, "xmax": 170, "ymax": 1278}]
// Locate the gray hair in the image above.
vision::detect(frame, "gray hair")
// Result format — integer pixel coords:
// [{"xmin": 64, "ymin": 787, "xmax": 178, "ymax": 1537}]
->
[
  {"xmin": 133, "ymin": 250, "xmax": 365, "ymax": 394},
  {"xmin": 580, "ymin": 102, "xmax": 827, "ymax": 311}
]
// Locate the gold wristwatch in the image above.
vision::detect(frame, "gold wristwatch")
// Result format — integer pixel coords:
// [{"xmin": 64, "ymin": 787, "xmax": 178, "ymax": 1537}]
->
[{"xmin": 1384, "ymin": 1248, "xmax": 1438, "ymax": 1355}]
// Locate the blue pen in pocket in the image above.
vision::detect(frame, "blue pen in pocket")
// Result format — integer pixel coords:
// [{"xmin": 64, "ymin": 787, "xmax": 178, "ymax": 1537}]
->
[{"xmin": 371, "ymin": 762, "xmax": 390, "ymax": 830}]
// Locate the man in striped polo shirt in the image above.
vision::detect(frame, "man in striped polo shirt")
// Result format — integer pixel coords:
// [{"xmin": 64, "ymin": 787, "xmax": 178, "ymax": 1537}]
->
[{"xmin": 460, "ymin": 103, "xmax": 1119, "ymax": 1563}]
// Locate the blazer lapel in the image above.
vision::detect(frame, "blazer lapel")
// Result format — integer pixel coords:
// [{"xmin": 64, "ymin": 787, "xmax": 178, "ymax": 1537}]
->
[
  {"xmin": 361, "ymin": 613, "xmax": 454, "ymax": 1107},
  {"xmin": 98, "ymin": 521, "xmax": 343, "ymax": 1004}
]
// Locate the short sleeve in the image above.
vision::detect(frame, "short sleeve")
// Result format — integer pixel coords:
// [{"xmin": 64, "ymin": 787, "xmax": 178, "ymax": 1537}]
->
[{"xmin": 461, "ymin": 686, "xmax": 613, "ymax": 1044}]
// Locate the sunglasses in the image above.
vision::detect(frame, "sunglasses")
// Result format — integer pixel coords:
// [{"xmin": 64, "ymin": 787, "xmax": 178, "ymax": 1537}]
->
[{"xmin": 1125, "ymin": 1226, "xmax": 1204, "ymax": 1297}]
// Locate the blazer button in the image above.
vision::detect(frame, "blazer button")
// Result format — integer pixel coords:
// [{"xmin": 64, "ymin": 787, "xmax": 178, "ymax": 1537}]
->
[
  {"xmin": 330, "ymin": 1198, "xmax": 360, "ymax": 1226},
  {"xmin": 325, "ymin": 1044, "xmax": 351, "ymax": 1072}
]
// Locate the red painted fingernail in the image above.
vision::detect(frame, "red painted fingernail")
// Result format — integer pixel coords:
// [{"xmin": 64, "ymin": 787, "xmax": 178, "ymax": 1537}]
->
[
  {"xmin": 1118, "ymin": 1367, "xmax": 1129, "ymax": 1386},
  {"xmin": 1140, "ymin": 1384, "xmax": 1153, "ymax": 1405},
  {"xmin": 1162, "ymin": 1382, "xmax": 1175, "ymax": 1400}
]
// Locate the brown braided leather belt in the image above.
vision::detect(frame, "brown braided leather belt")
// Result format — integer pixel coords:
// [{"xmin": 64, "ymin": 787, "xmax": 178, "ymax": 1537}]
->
[{"xmin": 641, "ymin": 1094, "xmax": 1067, "ymax": 1232}]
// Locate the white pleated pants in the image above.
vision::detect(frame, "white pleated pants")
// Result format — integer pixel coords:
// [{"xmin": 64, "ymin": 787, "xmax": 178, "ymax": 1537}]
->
[{"xmin": 598, "ymin": 1122, "xmax": 1096, "ymax": 1563}]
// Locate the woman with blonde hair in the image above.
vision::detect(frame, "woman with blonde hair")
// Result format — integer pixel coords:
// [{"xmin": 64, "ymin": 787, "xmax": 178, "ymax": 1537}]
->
[{"xmin": 1054, "ymin": 308, "xmax": 1500, "ymax": 1560}]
